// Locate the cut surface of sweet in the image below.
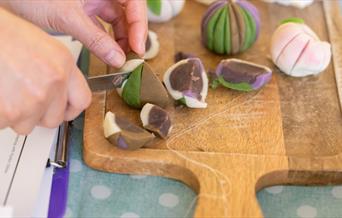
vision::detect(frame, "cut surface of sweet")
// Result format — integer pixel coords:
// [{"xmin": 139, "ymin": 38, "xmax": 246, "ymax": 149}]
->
[
  {"xmin": 117, "ymin": 61, "xmax": 169, "ymax": 109},
  {"xmin": 211, "ymin": 59, "xmax": 272, "ymax": 91},
  {"xmin": 163, "ymin": 58, "xmax": 208, "ymax": 108},
  {"xmin": 103, "ymin": 111, "xmax": 155, "ymax": 150},
  {"xmin": 140, "ymin": 103, "xmax": 172, "ymax": 138}
]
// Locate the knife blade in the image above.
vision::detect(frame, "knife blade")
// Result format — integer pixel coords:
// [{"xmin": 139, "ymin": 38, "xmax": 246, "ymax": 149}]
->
[{"xmin": 87, "ymin": 72, "xmax": 130, "ymax": 92}]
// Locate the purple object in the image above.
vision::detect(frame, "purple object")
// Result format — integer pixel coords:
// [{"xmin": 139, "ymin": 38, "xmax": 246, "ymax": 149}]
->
[
  {"xmin": 48, "ymin": 160, "xmax": 69, "ymax": 218},
  {"xmin": 213, "ymin": 59, "xmax": 272, "ymax": 91},
  {"xmin": 251, "ymin": 71, "xmax": 272, "ymax": 90}
]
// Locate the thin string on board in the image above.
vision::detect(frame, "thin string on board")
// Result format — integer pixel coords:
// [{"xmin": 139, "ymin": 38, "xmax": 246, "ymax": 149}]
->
[{"xmin": 165, "ymin": 88, "xmax": 268, "ymax": 217}]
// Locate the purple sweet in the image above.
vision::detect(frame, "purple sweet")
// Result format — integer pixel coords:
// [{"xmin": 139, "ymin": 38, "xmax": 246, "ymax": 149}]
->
[{"xmin": 211, "ymin": 59, "xmax": 272, "ymax": 91}]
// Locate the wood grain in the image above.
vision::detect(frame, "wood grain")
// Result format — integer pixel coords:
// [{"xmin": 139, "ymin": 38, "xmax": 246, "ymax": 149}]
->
[{"xmin": 84, "ymin": 1, "xmax": 342, "ymax": 217}]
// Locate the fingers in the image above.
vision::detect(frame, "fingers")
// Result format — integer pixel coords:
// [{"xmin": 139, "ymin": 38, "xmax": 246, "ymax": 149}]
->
[
  {"xmin": 119, "ymin": 0, "xmax": 148, "ymax": 55},
  {"xmin": 11, "ymin": 116, "xmax": 41, "ymax": 135},
  {"xmin": 39, "ymin": 84, "xmax": 68, "ymax": 129},
  {"xmin": 7, "ymin": 66, "xmax": 90, "ymax": 134},
  {"xmin": 90, "ymin": 16, "xmax": 106, "ymax": 31},
  {"xmin": 97, "ymin": 2, "xmax": 129, "ymax": 53},
  {"xmin": 7, "ymin": 91, "xmax": 48, "ymax": 135},
  {"xmin": 60, "ymin": 8, "xmax": 126, "ymax": 67},
  {"xmin": 64, "ymin": 66, "xmax": 92, "ymax": 121}
]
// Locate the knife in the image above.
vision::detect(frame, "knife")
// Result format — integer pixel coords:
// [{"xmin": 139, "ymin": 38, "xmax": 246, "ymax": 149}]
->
[
  {"xmin": 87, "ymin": 52, "xmax": 144, "ymax": 92},
  {"xmin": 87, "ymin": 71, "xmax": 131, "ymax": 92}
]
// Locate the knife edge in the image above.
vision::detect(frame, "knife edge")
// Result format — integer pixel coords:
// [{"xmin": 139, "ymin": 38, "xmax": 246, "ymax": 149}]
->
[{"xmin": 87, "ymin": 72, "xmax": 130, "ymax": 92}]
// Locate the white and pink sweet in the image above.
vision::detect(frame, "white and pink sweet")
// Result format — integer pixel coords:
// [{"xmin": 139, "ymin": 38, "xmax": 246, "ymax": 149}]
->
[{"xmin": 271, "ymin": 18, "xmax": 331, "ymax": 77}]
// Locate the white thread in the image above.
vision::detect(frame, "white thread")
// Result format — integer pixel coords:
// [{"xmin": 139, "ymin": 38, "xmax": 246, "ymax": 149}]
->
[{"xmin": 165, "ymin": 90, "xmax": 266, "ymax": 217}]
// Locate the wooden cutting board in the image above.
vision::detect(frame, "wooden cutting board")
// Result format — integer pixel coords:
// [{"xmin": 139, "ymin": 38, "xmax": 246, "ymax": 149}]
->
[{"xmin": 83, "ymin": 1, "xmax": 342, "ymax": 217}]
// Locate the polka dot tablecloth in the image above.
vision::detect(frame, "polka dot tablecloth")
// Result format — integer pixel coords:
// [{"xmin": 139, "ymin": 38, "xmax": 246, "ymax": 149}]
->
[{"xmin": 66, "ymin": 117, "xmax": 342, "ymax": 218}]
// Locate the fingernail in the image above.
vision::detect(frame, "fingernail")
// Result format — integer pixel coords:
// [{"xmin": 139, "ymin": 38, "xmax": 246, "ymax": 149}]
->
[{"xmin": 105, "ymin": 50, "xmax": 126, "ymax": 67}]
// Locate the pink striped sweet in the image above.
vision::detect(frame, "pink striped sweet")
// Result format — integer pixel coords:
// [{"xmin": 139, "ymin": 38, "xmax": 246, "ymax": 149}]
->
[{"xmin": 270, "ymin": 18, "xmax": 331, "ymax": 77}]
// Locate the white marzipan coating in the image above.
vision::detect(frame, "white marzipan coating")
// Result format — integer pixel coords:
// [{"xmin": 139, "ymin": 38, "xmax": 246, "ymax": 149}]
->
[
  {"xmin": 140, "ymin": 103, "xmax": 154, "ymax": 127},
  {"xmin": 144, "ymin": 31, "xmax": 160, "ymax": 60},
  {"xmin": 103, "ymin": 111, "xmax": 121, "ymax": 138}
]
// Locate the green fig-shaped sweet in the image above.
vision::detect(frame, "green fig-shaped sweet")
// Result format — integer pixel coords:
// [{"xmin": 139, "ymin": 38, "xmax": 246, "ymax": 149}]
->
[
  {"xmin": 201, "ymin": 0, "xmax": 260, "ymax": 55},
  {"xmin": 116, "ymin": 59, "xmax": 169, "ymax": 109}
]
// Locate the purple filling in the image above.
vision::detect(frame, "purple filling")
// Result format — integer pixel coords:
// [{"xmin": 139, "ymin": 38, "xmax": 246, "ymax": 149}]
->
[
  {"xmin": 182, "ymin": 90, "xmax": 198, "ymax": 98},
  {"xmin": 170, "ymin": 58, "xmax": 205, "ymax": 101},
  {"xmin": 215, "ymin": 59, "xmax": 272, "ymax": 90},
  {"xmin": 236, "ymin": 0, "xmax": 261, "ymax": 36},
  {"xmin": 251, "ymin": 71, "xmax": 272, "ymax": 90},
  {"xmin": 117, "ymin": 136, "xmax": 129, "ymax": 149}
]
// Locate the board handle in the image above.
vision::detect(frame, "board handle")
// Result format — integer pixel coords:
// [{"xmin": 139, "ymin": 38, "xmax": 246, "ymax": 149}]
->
[{"xmin": 192, "ymin": 177, "xmax": 263, "ymax": 218}]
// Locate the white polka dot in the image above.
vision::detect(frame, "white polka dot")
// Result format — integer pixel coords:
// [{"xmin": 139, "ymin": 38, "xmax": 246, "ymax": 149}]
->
[
  {"xmin": 70, "ymin": 159, "xmax": 82, "ymax": 173},
  {"xmin": 297, "ymin": 205, "xmax": 317, "ymax": 218},
  {"xmin": 120, "ymin": 212, "xmax": 140, "ymax": 218},
  {"xmin": 64, "ymin": 207, "xmax": 72, "ymax": 218},
  {"xmin": 331, "ymin": 186, "xmax": 342, "ymax": 199},
  {"xmin": 130, "ymin": 175, "xmax": 147, "ymax": 179},
  {"xmin": 265, "ymin": 186, "xmax": 284, "ymax": 194},
  {"xmin": 158, "ymin": 193, "xmax": 179, "ymax": 208},
  {"xmin": 91, "ymin": 185, "xmax": 112, "ymax": 200}
]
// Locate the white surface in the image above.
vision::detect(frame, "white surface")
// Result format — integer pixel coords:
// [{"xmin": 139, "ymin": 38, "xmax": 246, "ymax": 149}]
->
[
  {"xmin": 32, "ymin": 134, "xmax": 57, "ymax": 218},
  {"xmin": 0, "ymin": 127, "xmax": 57, "ymax": 217},
  {"xmin": 0, "ymin": 206, "xmax": 13, "ymax": 218},
  {"xmin": 0, "ymin": 129, "xmax": 26, "ymax": 205}
]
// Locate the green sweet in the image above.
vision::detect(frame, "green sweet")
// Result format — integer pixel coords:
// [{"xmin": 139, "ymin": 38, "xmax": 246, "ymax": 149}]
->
[
  {"xmin": 147, "ymin": 0, "xmax": 162, "ymax": 16},
  {"xmin": 213, "ymin": 7, "xmax": 228, "ymax": 54},
  {"xmin": 206, "ymin": 7, "xmax": 224, "ymax": 51},
  {"xmin": 202, "ymin": 0, "xmax": 260, "ymax": 55},
  {"xmin": 122, "ymin": 64, "xmax": 143, "ymax": 108},
  {"xmin": 240, "ymin": 7, "xmax": 257, "ymax": 52}
]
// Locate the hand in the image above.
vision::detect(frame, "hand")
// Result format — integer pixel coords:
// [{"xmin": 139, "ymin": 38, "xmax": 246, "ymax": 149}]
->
[
  {"xmin": 1, "ymin": 0, "xmax": 148, "ymax": 68},
  {"xmin": 0, "ymin": 9, "xmax": 91, "ymax": 134}
]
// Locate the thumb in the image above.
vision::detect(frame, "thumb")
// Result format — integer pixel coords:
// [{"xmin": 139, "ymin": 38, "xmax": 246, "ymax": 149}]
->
[{"xmin": 60, "ymin": 9, "xmax": 126, "ymax": 67}]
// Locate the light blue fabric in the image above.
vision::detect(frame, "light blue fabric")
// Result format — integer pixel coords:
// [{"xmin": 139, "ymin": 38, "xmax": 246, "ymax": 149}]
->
[{"xmin": 66, "ymin": 116, "xmax": 342, "ymax": 218}]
